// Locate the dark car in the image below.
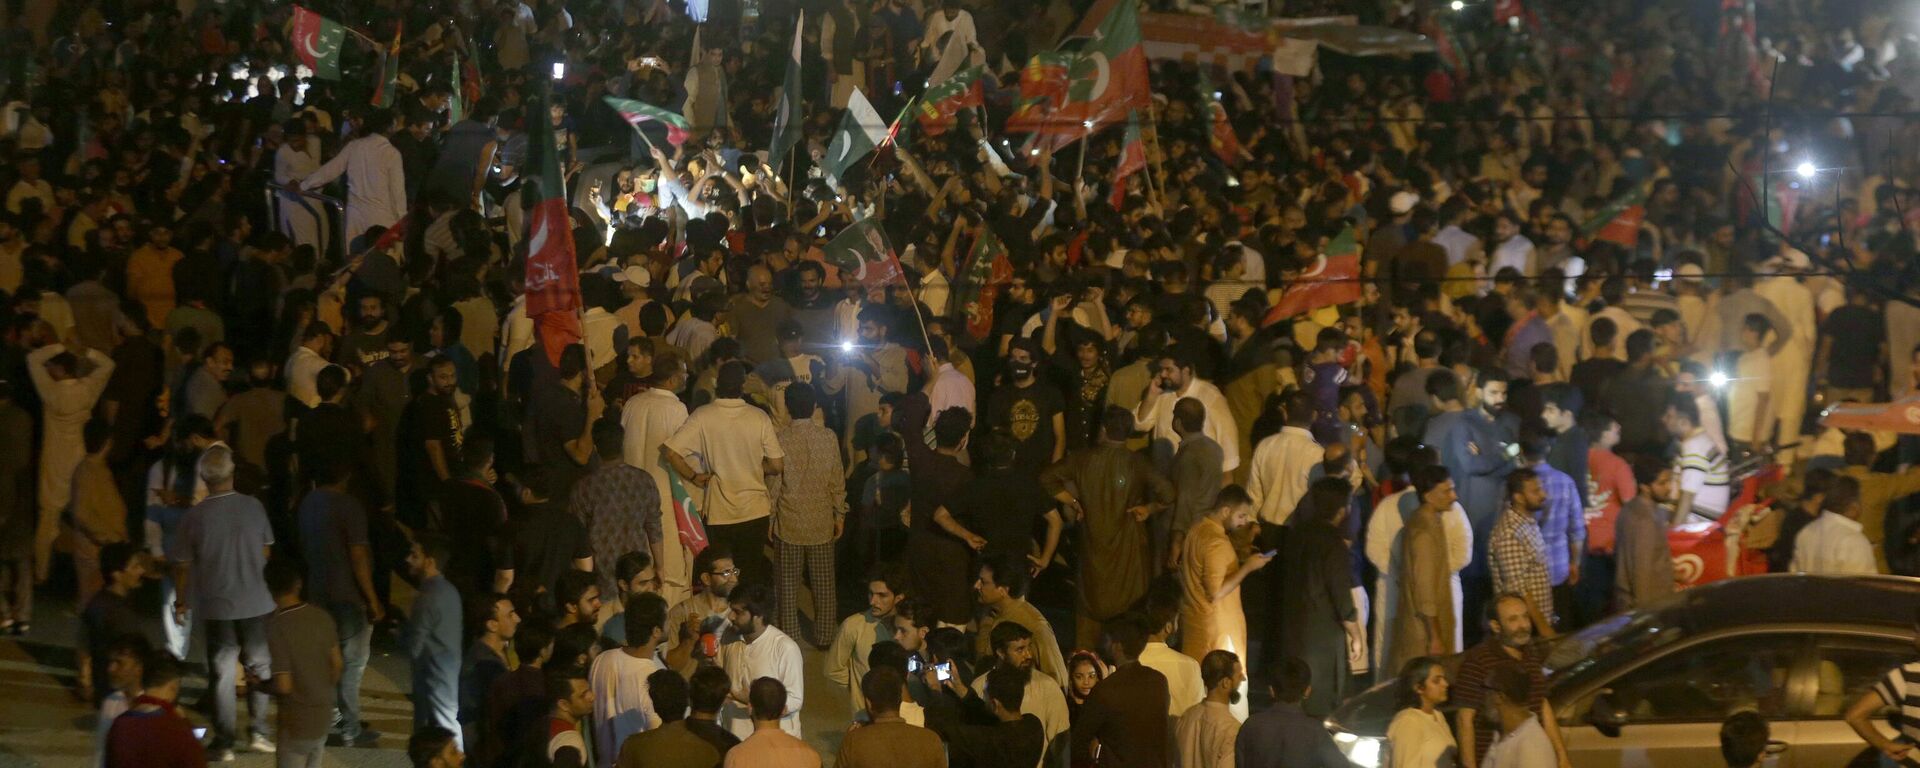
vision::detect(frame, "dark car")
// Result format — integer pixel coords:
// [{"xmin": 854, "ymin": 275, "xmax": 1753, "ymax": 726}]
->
[{"xmin": 1326, "ymin": 574, "xmax": 1920, "ymax": 767}]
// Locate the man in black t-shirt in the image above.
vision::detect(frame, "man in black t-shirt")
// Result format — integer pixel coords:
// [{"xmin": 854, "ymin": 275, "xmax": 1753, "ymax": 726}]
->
[
  {"xmin": 1818, "ymin": 286, "xmax": 1885, "ymax": 403},
  {"xmin": 986, "ymin": 339, "xmax": 1066, "ymax": 475},
  {"xmin": 402, "ymin": 357, "xmax": 465, "ymax": 528},
  {"xmin": 950, "ymin": 434, "xmax": 1061, "ymax": 567},
  {"xmin": 494, "ymin": 468, "xmax": 593, "ymax": 602}
]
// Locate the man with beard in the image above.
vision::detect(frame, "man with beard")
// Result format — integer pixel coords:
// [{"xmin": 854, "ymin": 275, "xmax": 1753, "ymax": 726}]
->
[
  {"xmin": 336, "ymin": 295, "xmax": 393, "ymax": 373},
  {"xmin": 717, "ymin": 584, "xmax": 805, "ymax": 740},
  {"xmin": 1045, "ymin": 407, "xmax": 1175, "ymax": 650},
  {"xmin": 821, "ymin": 306, "xmax": 908, "ymax": 462},
  {"xmin": 1179, "ymin": 485, "xmax": 1269, "ymax": 720},
  {"xmin": 665, "ymin": 546, "xmax": 741, "ymax": 675},
  {"xmin": 355, "ymin": 336, "xmax": 414, "ymax": 517},
  {"xmin": 786, "ymin": 261, "xmax": 838, "ymax": 346},
  {"xmin": 1451, "ymin": 594, "xmax": 1570, "ymax": 768},
  {"xmin": 404, "ymin": 356, "xmax": 465, "ymax": 528},
  {"xmin": 1486, "ymin": 212, "xmax": 1536, "ymax": 279},
  {"xmin": 1422, "ymin": 369, "xmax": 1514, "ymax": 636},
  {"xmin": 1134, "ymin": 346, "xmax": 1240, "ymax": 476},
  {"xmin": 985, "ymin": 338, "xmax": 1065, "ymax": 474},
  {"xmin": 1176, "ymin": 650, "xmax": 1247, "ymax": 768},
  {"xmin": 1614, "ymin": 456, "xmax": 1677, "ymax": 610},
  {"xmin": 964, "ymin": 621, "xmax": 1069, "ymax": 761},
  {"xmin": 728, "ymin": 265, "xmax": 793, "ymax": 365}
]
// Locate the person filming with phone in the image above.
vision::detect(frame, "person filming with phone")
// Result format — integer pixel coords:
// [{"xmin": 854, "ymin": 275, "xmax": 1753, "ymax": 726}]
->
[{"xmin": 1178, "ymin": 485, "xmax": 1270, "ymax": 718}]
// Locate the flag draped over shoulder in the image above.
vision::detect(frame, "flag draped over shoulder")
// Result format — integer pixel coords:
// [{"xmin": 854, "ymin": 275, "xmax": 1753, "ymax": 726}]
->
[
  {"xmin": 604, "ymin": 96, "xmax": 693, "ymax": 146},
  {"xmin": 449, "ymin": 52, "xmax": 465, "ymax": 123},
  {"xmin": 768, "ymin": 11, "xmax": 806, "ymax": 172},
  {"xmin": 1580, "ymin": 182, "xmax": 1651, "ymax": 247},
  {"xmin": 1263, "ymin": 226, "xmax": 1362, "ymax": 325},
  {"xmin": 526, "ymin": 86, "xmax": 583, "ymax": 367},
  {"xmin": 289, "ymin": 6, "xmax": 345, "ymax": 80},
  {"xmin": 823, "ymin": 218, "xmax": 905, "ymax": 294}
]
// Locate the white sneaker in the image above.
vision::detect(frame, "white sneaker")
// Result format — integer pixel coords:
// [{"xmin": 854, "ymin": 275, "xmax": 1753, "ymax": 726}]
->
[{"xmin": 248, "ymin": 733, "xmax": 277, "ymax": 754}]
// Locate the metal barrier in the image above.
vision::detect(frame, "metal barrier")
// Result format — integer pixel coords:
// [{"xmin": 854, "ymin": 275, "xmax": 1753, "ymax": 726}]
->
[{"xmin": 264, "ymin": 182, "xmax": 345, "ymax": 264}]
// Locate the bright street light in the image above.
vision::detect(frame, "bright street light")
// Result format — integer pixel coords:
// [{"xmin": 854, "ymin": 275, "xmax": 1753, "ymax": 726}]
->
[
  {"xmin": 1795, "ymin": 161, "xmax": 1816, "ymax": 179},
  {"xmin": 1450, "ymin": 1, "xmax": 1464, "ymax": 10}
]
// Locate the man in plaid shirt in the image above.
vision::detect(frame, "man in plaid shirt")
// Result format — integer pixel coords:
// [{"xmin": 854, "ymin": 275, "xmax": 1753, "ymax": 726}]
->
[
  {"xmin": 1489, "ymin": 468, "xmax": 1556, "ymax": 634},
  {"xmin": 1520, "ymin": 434, "xmax": 1585, "ymax": 631},
  {"xmin": 770, "ymin": 383, "xmax": 846, "ymax": 648}
]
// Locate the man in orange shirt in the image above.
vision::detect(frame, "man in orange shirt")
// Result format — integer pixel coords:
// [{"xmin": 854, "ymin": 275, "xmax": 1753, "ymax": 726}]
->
[{"xmin": 125, "ymin": 223, "xmax": 182, "ymax": 328}]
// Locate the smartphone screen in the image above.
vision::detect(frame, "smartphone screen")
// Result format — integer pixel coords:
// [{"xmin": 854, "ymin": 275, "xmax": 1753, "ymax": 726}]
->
[
  {"xmin": 908, "ymin": 657, "xmax": 922, "ymax": 674},
  {"xmin": 935, "ymin": 662, "xmax": 953, "ymax": 682},
  {"xmin": 1260, "ymin": 549, "xmax": 1278, "ymax": 558}
]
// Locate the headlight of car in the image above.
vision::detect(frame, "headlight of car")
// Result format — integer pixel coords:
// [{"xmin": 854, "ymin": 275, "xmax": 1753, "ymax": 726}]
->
[{"xmin": 1332, "ymin": 729, "xmax": 1384, "ymax": 767}]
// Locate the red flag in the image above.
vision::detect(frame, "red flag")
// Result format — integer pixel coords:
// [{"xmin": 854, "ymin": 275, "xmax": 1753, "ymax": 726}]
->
[
  {"xmin": 1206, "ymin": 100, "xmax": 1244, "ymax": 166},
  {"xmin": 526, "ymin": 87, "xmax": 582, "ymax": 367},
  {"xmin": 1262, "ymin": 228, "xmax": 1362, "ymax": 325}
]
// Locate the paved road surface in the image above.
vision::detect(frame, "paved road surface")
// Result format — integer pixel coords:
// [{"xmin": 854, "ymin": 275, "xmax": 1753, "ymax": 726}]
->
[{"xmin": 0, "ymin": 579, "xmax": 853, "ymax": 767}]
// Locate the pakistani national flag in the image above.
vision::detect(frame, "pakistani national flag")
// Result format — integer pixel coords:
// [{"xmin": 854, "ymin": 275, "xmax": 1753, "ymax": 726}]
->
[
  {"xmin": 1580, "ymin": 182, "xmax": 1651, "ymax": 248},
  {"xmin": 525, "ymin": 85, "xmax": 582, "ymax": 367},
  {"xmin": 768, "ymin": 11, "xmax": 806, "ymax": 172},
  {"xmin": 290, "ymin": 6, "xmax": 346, "ymax": 80},
  {"xmin": 604, "ymin": 96, "xmax": 693, "ymax": 147},
  {"xmin": 822, "ymin": 88, "xmax": 888, "ymax": 187},
  {"xmin": 823, "ymin": 218, "xmax": 904, "ymax": 294}
]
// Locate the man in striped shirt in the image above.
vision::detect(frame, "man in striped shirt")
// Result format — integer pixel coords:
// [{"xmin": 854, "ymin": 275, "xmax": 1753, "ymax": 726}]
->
[
  {"xmin": 1845, "ymin": 610, "xmax": 1920, "ymax": 763},
  {"xmin": 1664, "ymin": 395, "xmax": 1730, "ymax": 520}
]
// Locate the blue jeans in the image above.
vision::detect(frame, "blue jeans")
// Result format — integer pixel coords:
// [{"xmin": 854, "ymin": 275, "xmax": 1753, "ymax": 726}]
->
[
  {"xmin": 323, "ymin": 603, "xmax": 371, "ymax": 740},
  {"xmin": 203, "ymin": 615, "xmax": 272, "ymax": 748}
]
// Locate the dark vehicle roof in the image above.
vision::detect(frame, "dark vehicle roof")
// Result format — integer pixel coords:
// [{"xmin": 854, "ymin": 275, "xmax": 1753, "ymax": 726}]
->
[
  {"xmin": 1329, "ymin": 575, "xmax": 1920, "ymax": 736},
  {"xmin": 1633, "ymin": 574, "xmax": 1920, "ymax": 634}
]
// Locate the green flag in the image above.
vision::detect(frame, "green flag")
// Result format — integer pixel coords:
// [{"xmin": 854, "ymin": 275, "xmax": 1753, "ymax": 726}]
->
[
  {"xmin": 768, "ymin": 10, "xmax": 806, "ymax": 172},
  {"xmin": 822, "ymin": 88, "xmax": 888, "ymax": 187}
]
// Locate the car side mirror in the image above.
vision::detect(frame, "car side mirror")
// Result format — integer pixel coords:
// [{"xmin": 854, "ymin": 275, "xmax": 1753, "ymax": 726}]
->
[{"xmin": 1589, "ymin": 689, "xmax": 1629, "ymax": 738}]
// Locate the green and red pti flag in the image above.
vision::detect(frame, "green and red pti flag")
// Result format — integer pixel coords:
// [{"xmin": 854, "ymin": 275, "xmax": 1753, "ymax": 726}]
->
[
  {"xmin": 526, "ymin": 86, "xmax": 583, "ymax": 367},
  {"xmin": 1581, "ymin": 182, "xmax": 1650, "ymax": 248},
  {"xmin": 1004, "ymin": 52, "xmax": 1074, "ymax": 134},
  {"xmin": 916, "ymin": 65, "xmax": 988, "ymax": 137},
  {"xmin": 604, "ymin": 96, "xmax": 693, "ymax": 146},
  {"xmin": 1263, "ymin": 226, "xmax": 1362, "ymax": 325},
  {"xmin": 289, "ymin": 6, "xmax": 346, "ymax": 80},
  {"xmin": 957, "ymin": 227, "xmax": 1013, "ymax": 340},
  {"xmin": 1205, "ymin": 99, "xmax": 1244, "ymax": 166},
  {"xmin": 823, "ymin": 218, "xmax": 905, "ymax": 295},
  {"xmin": 1109, "ymin": 112, "xmax": 1145, "ymax": 208},
  {"xmin": 1005, "ymin": 0, "xmax": 1149, "ymax": 140}
]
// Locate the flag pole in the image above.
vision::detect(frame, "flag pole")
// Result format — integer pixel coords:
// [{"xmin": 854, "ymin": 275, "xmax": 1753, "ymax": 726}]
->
[{"xmin": 1075, "ymin": 125, "xmax": 1089, "ymax": 185}]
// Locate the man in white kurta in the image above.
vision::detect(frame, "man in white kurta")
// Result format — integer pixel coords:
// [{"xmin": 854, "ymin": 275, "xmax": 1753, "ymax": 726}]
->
[
  {"xmin": 273, "ymin": 130, "xmax": 326, "ymax": 254},
  {"xmin": 1133, "ymin": 359, "xmax": 1240, "ymax": 474},
  {"xmin": 1754, "ymin": 263, "xmax": 1816, "ymax": 463},
  {"xmin": 718, "ymin": 600, "xmax": 804, "ymax": 740},
  {"xmin": 1365, "ymin": 487, "xmax": 1473, "ymax": 668},
  {"xmin": 300, "ymin": 115, "xmax": 408, "ymax": 244},
  {"xmin": 1245, "ymin": 420, "xmax": 1323, "ymax": 526},
  {"xmin": 621, "ymin": 372, "xmax": 693, "ymax": 607},
  {"xmin": 26, "ymin": 341, "xmax": 115, "ymax": 580}
]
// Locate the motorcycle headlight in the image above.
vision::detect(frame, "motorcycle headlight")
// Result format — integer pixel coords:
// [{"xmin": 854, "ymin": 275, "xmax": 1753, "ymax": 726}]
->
[{"xmin": 1333, "ymin": 730, "xmax": 1384, "ymax": 768}]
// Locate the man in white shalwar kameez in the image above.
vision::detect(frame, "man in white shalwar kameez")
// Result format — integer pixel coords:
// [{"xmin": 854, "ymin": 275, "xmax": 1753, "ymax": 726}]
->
[
  {"xmin": 300, "ymin": 110, "xmax": 408, "ymax": 245},
  {"xmin": 621, "ymin": 359, "xmax": 694, "ymax": 606},
  {"xmin": 26, "ymin": 339, "xmax": 115, "ymax": 580},
  {"xmin": 273, "ymin": 127, "xmax": 327, "ymax": 255}
]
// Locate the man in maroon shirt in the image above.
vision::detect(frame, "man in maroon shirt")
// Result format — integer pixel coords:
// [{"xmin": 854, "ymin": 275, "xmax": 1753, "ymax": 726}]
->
[{"xmin": 105, "ymin": 652, "xmax": 207, "ymax": 768}]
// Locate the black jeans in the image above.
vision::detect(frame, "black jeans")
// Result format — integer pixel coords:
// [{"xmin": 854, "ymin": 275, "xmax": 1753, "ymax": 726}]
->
[{"xmin": 707, "ymin": 516, "xmax": 772, "ymax": 588}]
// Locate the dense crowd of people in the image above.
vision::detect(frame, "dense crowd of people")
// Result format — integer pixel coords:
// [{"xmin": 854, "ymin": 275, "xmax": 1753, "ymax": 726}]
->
[{"xmin": 4, "ymin": 0, "xmax": 1920, "ymax": 765}]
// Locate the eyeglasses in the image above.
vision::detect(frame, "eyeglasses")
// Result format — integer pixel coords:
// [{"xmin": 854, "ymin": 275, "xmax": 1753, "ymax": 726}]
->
[{"xmin": 710, "ymin": 568, "xmax": 740, "ymax": 578}]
